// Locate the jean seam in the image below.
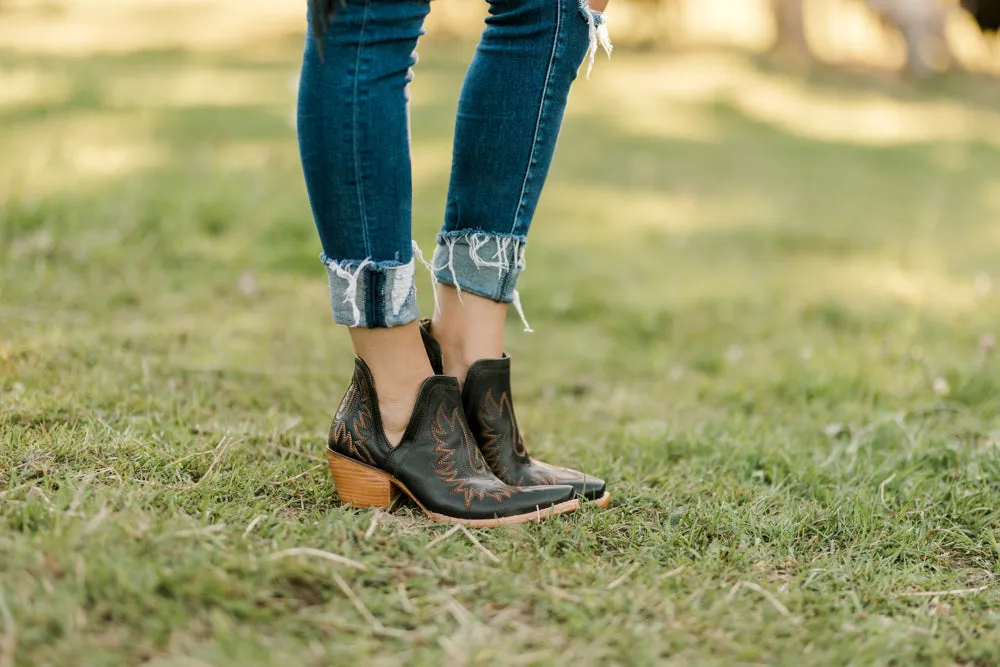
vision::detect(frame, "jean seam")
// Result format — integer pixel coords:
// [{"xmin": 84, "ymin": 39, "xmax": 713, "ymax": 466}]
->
[
  {"xmin": 351, "ymin": 0, "xmax": 373, "ymax": 257},
  {"xmin": 497, "ymin": 263, "xmax": 513, "ymax": 302},
  {"xmin": 509, "ymin": 0, "xmax": 563, "ymax": 237},
  {"xmin": 366, "ymin": 272, "xmax": 379, "ymax": 327}
]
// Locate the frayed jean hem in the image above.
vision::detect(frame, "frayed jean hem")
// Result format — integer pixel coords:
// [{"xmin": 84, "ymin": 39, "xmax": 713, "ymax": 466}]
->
[
  {"xmin": 321, "ymin": 247, "xmax": 421, "ymax": 328},
  {"xmin": 430, "ymin": 232, "xmax": 534, "ymax": 332}
]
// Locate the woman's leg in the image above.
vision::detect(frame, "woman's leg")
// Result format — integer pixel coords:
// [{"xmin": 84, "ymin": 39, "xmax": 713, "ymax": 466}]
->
[
  {"xmin": 430, "ymin": 0, "xmax": 612, "ymax": 380},
  {"xmin": 298, "ymin": 0, "xmax": 433, "ymax": 445},
  {"xmin": 297, "ymin": 0, "xmax": 582, "ymax": 524},
  {"xmin": 425, "ymin": 0, "xmax": 612, "ymax": 505}
]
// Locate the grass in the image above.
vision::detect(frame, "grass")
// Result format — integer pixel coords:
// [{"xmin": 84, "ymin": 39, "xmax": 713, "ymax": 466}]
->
[{"xmin": 4, "ymin": 5, "xmax": 1000, "ymax": 665}]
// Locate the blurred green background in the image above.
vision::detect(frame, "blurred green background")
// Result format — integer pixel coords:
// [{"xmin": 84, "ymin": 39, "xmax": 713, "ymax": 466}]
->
[{"xmin": 3, "ymin": 1, "xmax": 1000, "ymax": 665}]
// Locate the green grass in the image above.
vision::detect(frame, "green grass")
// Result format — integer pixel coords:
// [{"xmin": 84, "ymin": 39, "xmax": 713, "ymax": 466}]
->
[{"xmin": 4, "ymin": 22, "xmax": 1000, "ymax": 667}]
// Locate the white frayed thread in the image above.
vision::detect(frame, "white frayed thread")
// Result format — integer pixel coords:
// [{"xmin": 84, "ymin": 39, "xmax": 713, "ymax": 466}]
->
[
  {"xmin": 411, "ymin": 239, "xmax": 441, "ymax": 315},
  {"xmin": 442, "ymin": 237, "xmax": 465, "ymax": 305},
  {"xmin": 580, "ymin": 1, "xmax": 613, "ymax": 79},
  {"xmin": 329, "ymin": 258, "xmax": 373, "ymax": 327},
  {"xmin": 467, "ymin": 234, "xmax": 509, "ymax": 278},
  {"xmin": 434, "ymin": 235, "xmax": 532, "ymax": 329},
  {"xmin": 389, "ymin": 259, "xmax": 415, "ymax": 317},
  {"xmin": 512, "ymin": 289, "xmax": 533, "ymax": 333},
  {"xmin": 466, "ymin": 234, "xmax": 526, "ymax": 284},
  {"xmin": 412, "ymin": 239, "xmax": 435, "ymax": 275},
  {"xmin": 468, "ymin": 234, "xmax": 494, "ymax": 271},
  {"xmin": 495, "ymin": 237, "xmax": 513, "ymax": 280}
]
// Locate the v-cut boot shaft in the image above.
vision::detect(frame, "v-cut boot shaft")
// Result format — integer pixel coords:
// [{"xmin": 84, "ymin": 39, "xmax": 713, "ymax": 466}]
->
[{"xmin": 327, "ymin": 356, "xmax": 580, "ymax": 526}]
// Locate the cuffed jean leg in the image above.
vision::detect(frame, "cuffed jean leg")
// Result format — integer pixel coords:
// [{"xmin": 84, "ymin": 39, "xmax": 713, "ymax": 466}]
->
[
  {"xmin": 298, "ymin": 0, "xmax": 431, "ymax": 328},
  {"xmin": 322, "ymin": 251, "xmax": 421, "ymax": 329},
  {"xmin": 432, "ymin": 0, "xmax": 612, "ymax": 317}
]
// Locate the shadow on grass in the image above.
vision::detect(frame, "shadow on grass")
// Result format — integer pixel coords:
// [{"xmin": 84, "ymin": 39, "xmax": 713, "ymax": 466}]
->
[{"xmin": 4, "ymin": 37, "xmax": 1000, "ymax": 351}]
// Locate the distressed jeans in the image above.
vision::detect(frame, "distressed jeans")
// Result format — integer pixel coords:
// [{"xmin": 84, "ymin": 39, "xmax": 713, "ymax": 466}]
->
[{"xmin": 297, "ymin": 0, "xmax": 612, "ymax": 328}]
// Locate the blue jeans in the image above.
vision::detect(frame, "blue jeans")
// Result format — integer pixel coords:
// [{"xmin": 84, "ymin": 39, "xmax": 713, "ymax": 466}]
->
[{"xmin": 297, "ymin": 0, "xmax": 611, "ymax": 328}]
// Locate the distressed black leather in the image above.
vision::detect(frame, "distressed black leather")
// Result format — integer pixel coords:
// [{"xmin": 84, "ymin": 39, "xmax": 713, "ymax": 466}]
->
[
  {"xmin": 329, "ymin": 356, "xmax": 576, "ymax": 520},
  {"xmin": 420, "ymin": 322, "xmax": 607, "ymax": 501}
]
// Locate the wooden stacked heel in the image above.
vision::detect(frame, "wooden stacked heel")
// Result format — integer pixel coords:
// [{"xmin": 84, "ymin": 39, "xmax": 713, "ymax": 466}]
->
[{"xmin": 326, "ymin": 451, "xmax": 399, "ymax": 508}]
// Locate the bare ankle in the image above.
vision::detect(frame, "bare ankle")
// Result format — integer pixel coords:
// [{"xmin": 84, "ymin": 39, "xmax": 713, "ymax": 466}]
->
[
  {"xmin": 369, "ymin": 366, "xmax": 432, "ymax": 446},
  {"xmin": 348, "ymin": 322, "xmax": 434, "ymax": 447},
  {"xmin": 426, "ymin": 325, "xmax": 468, "ymax": 384},
  {"xmin": 431, "ymin": 284, "xmax": 507, "ymax": 385},
  {"xmin": 376, "ymin": 390, "xmax": 418, "ymax": 446},
  {"xmin": 441, "ymin": 355, "xmax": 471, "ymax": 388}
]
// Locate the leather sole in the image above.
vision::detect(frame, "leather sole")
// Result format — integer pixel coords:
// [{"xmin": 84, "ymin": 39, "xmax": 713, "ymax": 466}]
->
[
  {"xmin": 590, "ymin": 492, "xmax": 612, "ymax": 508},
  {"xmin": 326, "ymin": 450, "xmax": 581, "ymax": 528}
]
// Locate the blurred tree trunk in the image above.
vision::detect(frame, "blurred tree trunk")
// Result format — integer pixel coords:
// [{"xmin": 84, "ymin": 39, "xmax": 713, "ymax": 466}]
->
[
  {"xmin": 771, "ymin": 0, "xmax": 814, "ymax": 59},
  {"xmin": 867, "ymin": 0, "xmax": 954, "ymax": 76}
]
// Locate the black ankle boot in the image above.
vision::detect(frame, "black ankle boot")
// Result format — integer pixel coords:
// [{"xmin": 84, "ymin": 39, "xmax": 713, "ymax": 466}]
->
[
  {"xmin": 420, "ymin": 322, "xmax": 610, "ymax": 506},
  {"xmin": 326, "ymin": 356, "xmax": 580, "ymax": 526}
]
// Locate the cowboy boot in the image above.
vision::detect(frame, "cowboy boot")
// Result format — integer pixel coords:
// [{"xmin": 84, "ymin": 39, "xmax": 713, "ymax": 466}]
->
[
  {"xmin": 420, "ymin": 323, "xmax": 611, "ymax": 507},
  {"xmin": 326, "ymin": 355, "xmax": 580, "ymax": 526}
]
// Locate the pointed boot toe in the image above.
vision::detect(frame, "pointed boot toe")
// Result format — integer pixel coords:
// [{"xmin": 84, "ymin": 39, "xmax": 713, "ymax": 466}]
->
[
  {"xmin": 528, "ymin": 464, "xmax": 608, "ymax": 504},
  {"xmin": 327, "ymin": 356, "xmax": 580, "ymax": 527}
]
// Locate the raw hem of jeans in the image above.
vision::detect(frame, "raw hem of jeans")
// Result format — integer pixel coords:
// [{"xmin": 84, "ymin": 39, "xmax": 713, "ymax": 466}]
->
[
  {"xmin": 578, "ymin": 0, "xmax": 613, "ymax": 79},
  {"xmin": 433, "ymin": 271, "xmax": 517, "ymax": 305},
  {"xmin": 332, "ymin": 312, "xmax": 420, "ymax": 329},
  {"xmin": 320, "ymin": 254, "xmax": 411, "ymax": 272},
  {"xmin": 430, "ymin": 233, "xmax": 526, "ymax": 303},
  {"xmin": 430, "ymin": 235, "xmax": 533, "ymax": 331},
  {"xmin": 436, "ymin": 229, "xmax": 527, "ymax": 245},
  {"xmin": 321, "ymin": 252, "xmax": 419, "ymax": 328}
]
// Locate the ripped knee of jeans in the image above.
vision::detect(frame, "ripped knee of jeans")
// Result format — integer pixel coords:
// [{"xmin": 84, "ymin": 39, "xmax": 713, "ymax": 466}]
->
[{"xmin": 578, "ymin": 0, "xmax": 613, "ymax": 79}]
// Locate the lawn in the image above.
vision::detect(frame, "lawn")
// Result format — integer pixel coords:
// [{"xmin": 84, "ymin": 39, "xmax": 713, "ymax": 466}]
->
[{"xmin": 4, "ymin": 3, "xmax": 1000, "ymax": 665}]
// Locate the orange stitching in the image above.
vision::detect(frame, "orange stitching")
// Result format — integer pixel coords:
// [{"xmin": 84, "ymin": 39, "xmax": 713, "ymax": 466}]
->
[
  {"xmin": 477, "ymin": 389, "xmax": 508, "ymax": 477},
  {"xmin": 332, "ymin": 382, "xmax": 376, "ymax": 465},
  {"xmin": 478, "ymin": 390, "xmax": 567, "ymax": 487},
  {"xmin": 513, "ymin": 425, "xmax": 528, "ymax": 458},
  {"xmin": 431, "ymin": 404, "xmax": 511, "ymax": 510},
  {"xmin": 527, "ymin": 465, "xmax": 562, "ymax": 486},
  {"xmin": 335, "ymin": 382, "xmax": 358, "ymax": 422},
  {"xmin": 478, "ymin": 389, "xmax": 528, "ymax": 473}
]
